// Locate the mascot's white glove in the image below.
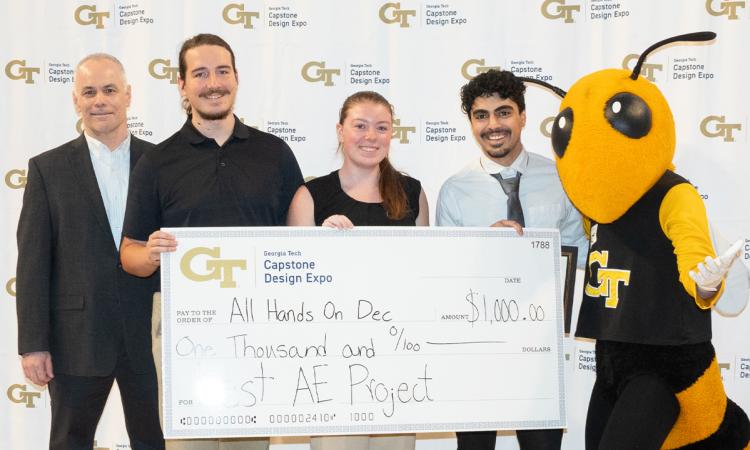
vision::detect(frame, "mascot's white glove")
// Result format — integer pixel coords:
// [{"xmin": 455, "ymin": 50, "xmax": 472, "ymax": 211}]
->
[{"xmin": 689, "ymin": 239, "xmax": 743, "ymax": 292}]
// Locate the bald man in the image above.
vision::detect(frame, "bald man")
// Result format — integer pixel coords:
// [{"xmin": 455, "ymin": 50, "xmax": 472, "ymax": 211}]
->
[{"xmin": 16, "ymin": 53, "xmax": 164, "ymax": 450}]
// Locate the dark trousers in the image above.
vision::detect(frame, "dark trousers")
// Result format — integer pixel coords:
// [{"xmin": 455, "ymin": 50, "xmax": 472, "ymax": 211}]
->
[
  {"xmin": 456, "ymin": 429, "xmax": 563, "ymax": 450},
  {"xmin": 48, "ymin": 347, "xmax": 164, "ymax": 450},
  {"xmin": 585, "ymin": 374, "xmax": 678, "ymax": 450}
]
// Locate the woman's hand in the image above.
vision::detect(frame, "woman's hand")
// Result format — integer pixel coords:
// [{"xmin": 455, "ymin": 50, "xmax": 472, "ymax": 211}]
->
[{"xmin": 322, "ymin": 215, "xmax": 354, "ymax": 229}]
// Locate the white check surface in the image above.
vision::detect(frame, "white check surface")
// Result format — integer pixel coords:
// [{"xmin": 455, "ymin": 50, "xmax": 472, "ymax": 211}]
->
[{"xmin": 161, "ymin": 227, "xmax": 565, "ymax": 438}]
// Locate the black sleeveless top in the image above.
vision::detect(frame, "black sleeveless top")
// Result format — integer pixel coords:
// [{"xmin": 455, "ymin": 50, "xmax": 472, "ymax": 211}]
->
[{"xmin": 305, "ymin": 170, "xmax": 421, "ymax": 226}]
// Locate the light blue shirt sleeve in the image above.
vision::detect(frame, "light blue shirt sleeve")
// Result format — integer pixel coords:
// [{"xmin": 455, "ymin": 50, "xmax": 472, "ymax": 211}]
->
[{"xmin": 558, "ymin": 193, "xmax": 589, "ymax": 268}]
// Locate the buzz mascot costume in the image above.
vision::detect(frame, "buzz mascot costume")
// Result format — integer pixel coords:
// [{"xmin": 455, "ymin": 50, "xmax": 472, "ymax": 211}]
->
[{"xmin": 526, "ymin": 32, "xmax": 750, "ymax": 449}]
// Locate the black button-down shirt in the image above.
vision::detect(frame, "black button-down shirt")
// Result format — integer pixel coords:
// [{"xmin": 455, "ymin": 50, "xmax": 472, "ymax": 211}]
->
[{"xmin": 123, "ymin": 116, "xmax": 303, "ymax": 241}]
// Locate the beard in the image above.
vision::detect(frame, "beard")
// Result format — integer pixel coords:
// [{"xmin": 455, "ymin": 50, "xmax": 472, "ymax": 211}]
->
[
  {"xmin": 485, "ymin": 146, "xmax": 512, "ymax": 159},
  {"xmin": 193, "ymin": 106, "xmax": 232, "ymax": 121},
  {"xmin": 481, "ymin": 127, "xmax": 515, "ymax": 158}
]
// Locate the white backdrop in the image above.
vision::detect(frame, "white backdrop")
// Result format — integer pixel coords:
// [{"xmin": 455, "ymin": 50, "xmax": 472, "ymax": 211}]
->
[{"xmin": 2, "ymin": 1, "xmax": 749, "ymax": 449}]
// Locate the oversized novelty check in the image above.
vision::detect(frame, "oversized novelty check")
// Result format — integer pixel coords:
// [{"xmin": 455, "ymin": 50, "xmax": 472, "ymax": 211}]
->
[{"xmin": 161, "ymin": 227, "xmax": 566, "ymax": 438}]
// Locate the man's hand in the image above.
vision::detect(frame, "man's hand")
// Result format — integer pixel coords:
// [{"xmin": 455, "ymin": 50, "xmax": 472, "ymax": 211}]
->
[
  {"xmin": 21, "ymin": 351, "xmax": 54, "ymax": 386},
  {"xmin": 690, "ymin": 239, "xmax": 743, "ymax": 293},
  {"xmin": 145, "ymin": 230, "xmax": 177, "ymax": 266},
  {"xmin": 490, "ymin": 219, "xmax": 524, "ymax": 236},
  {"xmin": 322, "ymin": 215, "xmax": 354, "ymax": 229}
]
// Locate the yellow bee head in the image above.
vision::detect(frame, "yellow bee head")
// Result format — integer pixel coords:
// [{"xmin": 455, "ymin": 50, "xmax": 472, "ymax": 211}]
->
[{"xmin": 527, "ymin": 32, "xmax": 715, "ymax": 224}]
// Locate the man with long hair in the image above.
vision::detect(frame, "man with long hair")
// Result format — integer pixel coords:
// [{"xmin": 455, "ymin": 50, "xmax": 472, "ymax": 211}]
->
[{"xmin": 121, "ymin": 34, "xmax": 303, "ymax": 450}]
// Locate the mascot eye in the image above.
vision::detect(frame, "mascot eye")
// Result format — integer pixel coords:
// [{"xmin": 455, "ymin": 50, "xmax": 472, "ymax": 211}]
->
[
  {"xmin": 604, "ymin": 92, "xmax": 652, "ymax": 138},
  {"xmin": 551, "ymin": 107, "xmax": 573, "ymax": 158}
]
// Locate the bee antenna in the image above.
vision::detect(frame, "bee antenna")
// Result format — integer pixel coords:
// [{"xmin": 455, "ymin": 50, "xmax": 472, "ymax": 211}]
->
[
  {"xmin": 630, "ymin": 31, "xmax": 716, "ymax": 80},
  {"xmin": 518, "ymin": 77, "xmax": 566, "ymax": 98}
]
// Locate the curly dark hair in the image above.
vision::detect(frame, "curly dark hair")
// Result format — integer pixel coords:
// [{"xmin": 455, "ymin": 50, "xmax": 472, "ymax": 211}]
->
[{"xmin": 460, "ymin": 69, "xmax": 526, "ymax": 117}]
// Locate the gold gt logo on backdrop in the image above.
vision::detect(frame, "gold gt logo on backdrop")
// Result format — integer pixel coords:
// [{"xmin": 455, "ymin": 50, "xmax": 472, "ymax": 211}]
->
[
  {"xmin": 585, "ymin": 250, "xmax": 631, "ymax": 308},
  {"xmin": 706, "ymin": 0, "xmax": 746, "ymax": 19},
  {"xmin": 379, "ymin": 2, "xmax": 416, "ymax": 28},
  {"xmin": 622, "ymin": 54, "xmax": 663, "ymax": 82},
  {"xmin": 223, "ymin": 3, "xmax": 260, "ymax": 29},
  {"xmin": 7, "ymin": 384, "xmax": 41, "ymax": 408},
  {"xmin": 5, "ymin": 60, "xmax": 40, "ymax": 84},
  {"xmin": 392, "ymin": 118, "xmax": 416, "ymax": 143},
  {"xmin": 700, "ymin": 115, "xmax": 742, "ymax": 142},
  {"xmin": 76, "ymin": 118, "xmax": 84, "ymax": 134},
  {"xmin": 74, "ymin": 5, "xmax": 110, "ymax": 28},
  {"xmin": 181, "ymin": 247, "xmax": 247, "ymax": 288},
  {"xmin": 719, "ymin": 362, "xmax": 731, "ymax": 380},
  {"xmin": 301, "ymin": 61, "xmax": 340, "ymax": 86},
  {"xmin": 5, "ymin": 169, "xmax": 26, "ymax": 189},
  {"xmin": 6, "ymin": 277, "xmax": 16, "ymax": 297},
  {"xmin": 149, "ymin": 59, "xmax": 179, "ymax": 84},
  {"xmin": 461, "ymin": 59, "xmax": 501, "ymax": 80},
  {"xmin": 541, "ymin": 0, "xmax": 580, "ymax": 23}
]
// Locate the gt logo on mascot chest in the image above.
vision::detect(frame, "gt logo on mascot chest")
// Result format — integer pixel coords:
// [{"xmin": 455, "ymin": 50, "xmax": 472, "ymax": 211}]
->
[{"xmin": 584, "ymin": 250, "xmax": 631, "ymax": 308}]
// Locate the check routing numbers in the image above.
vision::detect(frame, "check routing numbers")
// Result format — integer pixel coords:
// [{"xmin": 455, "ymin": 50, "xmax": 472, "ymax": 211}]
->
[{"xmin": 167, "ymin": 231, "xmax": 561, "ymax": 433}]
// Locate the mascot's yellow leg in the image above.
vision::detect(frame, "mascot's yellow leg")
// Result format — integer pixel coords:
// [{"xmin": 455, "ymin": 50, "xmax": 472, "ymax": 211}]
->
[{"xmin": 662, "ymin": 358, "xmax": 726, "ymax": 449}]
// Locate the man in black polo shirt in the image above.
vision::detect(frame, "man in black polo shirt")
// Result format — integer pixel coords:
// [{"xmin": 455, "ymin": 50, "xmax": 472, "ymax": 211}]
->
[{"xmin": 120, "ymin": 33, "xmax": 302, "ymax": 450}]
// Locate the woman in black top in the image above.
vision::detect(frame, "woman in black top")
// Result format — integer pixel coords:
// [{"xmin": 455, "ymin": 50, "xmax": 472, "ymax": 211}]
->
[
  {"xmin": 287, "ymin": 90, "xmax": 428, "ymax": 229},
  {"xmin": 287, "ymin": 91, "xmax": 428, "ymax": 450}
]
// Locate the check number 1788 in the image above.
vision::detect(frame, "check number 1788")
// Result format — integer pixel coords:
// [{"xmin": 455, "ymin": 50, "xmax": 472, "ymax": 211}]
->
[{"xmin": 531, "ymin": 240, "xmax": 551, "ymax": 249}]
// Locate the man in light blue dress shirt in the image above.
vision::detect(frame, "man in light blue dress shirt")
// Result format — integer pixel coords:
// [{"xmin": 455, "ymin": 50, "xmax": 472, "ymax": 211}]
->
[
  {"xmin": 16, "ymin": 53, "xmax": 163, "ymax": 449},
  {"xmin": 436, "ymin": 69, "xmax": 587, "ymax": 450}
]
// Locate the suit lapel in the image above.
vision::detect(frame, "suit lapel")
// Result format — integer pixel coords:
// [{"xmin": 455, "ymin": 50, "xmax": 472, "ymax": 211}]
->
[
  {"xmin": 130, "ymin": 135, "xmax": 144, "ymax": 170},
  {"xmin": 67, "ymin": 134, "xmax": 115, "ymax": 243}
]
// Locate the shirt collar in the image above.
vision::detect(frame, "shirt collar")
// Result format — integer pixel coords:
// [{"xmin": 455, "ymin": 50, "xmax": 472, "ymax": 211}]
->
[
  {"xmin": 480, "ymin": 147, "xmax": 528, "ymax": 178},
  {"xmin": 84, "ymin": 132, "xmax": 130, "ymax": 161},
  {"xmin": 180, "ymin": 114, "xmax": 250, "ymax": 145}
]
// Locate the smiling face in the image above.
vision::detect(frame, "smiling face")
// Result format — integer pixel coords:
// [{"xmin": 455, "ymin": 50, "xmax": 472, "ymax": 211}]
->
[
  {"xmin": 469, "ymin": 93, "xmax": 526, "ymax": 166},
  {"xmin": 73, "ymin": 58, "xmax": 131, "ymax": 144},
  {"xmin": 336, "ymin": 100, "xmax": 393, "ymax": 169},
  {"xmin": 178, "ymin": 44, "xmax": 238, "ymax": 121}
]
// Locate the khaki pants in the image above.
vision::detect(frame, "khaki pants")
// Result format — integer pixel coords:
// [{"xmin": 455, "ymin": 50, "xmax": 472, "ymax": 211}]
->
[
  {"xmin": 309, "ymin": 435, "xmax": 415, "ymax": 450},
  {"xmin": 152, "ymin": 293, "xmax": 269, "ymax": 450}
]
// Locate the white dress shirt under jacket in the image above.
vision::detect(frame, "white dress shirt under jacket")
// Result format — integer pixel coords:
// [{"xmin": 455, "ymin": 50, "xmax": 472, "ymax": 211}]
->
[{"xmin": 85, "ymin": 132, "xmax": 131, "ymax": 250}]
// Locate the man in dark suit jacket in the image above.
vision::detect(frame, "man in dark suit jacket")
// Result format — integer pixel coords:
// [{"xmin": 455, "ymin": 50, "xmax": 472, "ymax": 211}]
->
[{"xmin": 16, "ymin": 53, "xmax": 164, "ymax": 450}]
